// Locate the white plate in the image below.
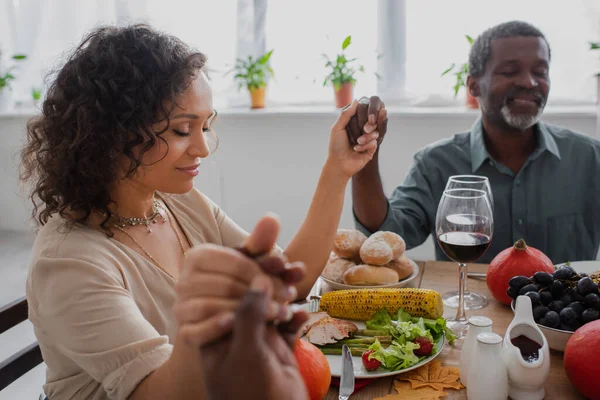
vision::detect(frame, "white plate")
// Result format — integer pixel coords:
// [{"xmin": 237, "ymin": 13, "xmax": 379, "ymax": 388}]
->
[
  {"xmin": 320, "ymin": 259, "xmax": 420, "ymax": 290},
  {"xmin": 556, "ymin": 261, "xmax": 599, "ymax": 275},
  {"xmin": 321, "ymin": 320, "xmax": 446, "ymax": 378}
]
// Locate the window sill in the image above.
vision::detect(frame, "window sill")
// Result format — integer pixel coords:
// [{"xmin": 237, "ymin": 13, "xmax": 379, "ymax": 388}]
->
[
  {"xmin": 215, "ymin": 104, "xmax": 598, "ymax": 118},
  {"xmin": 0, "ymin": 104, "xmax": 597, "ymax": 120}
]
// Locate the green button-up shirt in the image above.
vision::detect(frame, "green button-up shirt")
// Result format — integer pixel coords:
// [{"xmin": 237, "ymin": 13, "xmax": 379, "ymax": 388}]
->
[{"xmin": 355, "ymin": 119, "xmax": 600, "ymax": 264}]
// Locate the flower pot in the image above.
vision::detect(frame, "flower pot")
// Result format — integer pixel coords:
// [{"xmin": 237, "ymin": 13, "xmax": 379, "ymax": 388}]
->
[
  {"xmin": 334, "ymin": 83, "xmax": 354, "ymax": 108},
  {"xmin": 0, "ymin": 89, "xmax": 12, "ymax": 112},
  {"xmin": 249, "ymin": 86, "xmax": 266, "ymax": 109},
  {"xmin": 466, "ymin": 90, "xmax": 479, "ymax": 109}
]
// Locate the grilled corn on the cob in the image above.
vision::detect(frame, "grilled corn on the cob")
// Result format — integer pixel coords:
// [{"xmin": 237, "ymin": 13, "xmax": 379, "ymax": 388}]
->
[{"xmin": 318, "ymin": 288, "xmax": 443, "ymax": 321}]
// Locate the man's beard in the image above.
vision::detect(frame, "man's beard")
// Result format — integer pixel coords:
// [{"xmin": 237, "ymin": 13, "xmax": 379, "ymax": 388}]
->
[{"xmin": 500, "ymin": 103, "xmax": 544, "ymax": 131}]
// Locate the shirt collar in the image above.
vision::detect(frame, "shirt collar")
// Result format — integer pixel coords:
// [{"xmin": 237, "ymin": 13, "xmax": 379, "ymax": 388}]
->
[{"xmin": 470, "ymin": 117, "xmax": 561, "ymax": 172}]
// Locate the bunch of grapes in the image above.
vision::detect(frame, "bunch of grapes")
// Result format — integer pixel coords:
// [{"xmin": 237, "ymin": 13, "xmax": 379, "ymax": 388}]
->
[{"xmin": 507, "ymin": 265, "xmax": 600, "ymax": 332}]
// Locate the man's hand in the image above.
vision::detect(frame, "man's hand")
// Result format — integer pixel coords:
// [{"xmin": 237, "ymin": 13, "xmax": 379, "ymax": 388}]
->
[
  {"xmin": 345, "ymin": 96, "xmax": 388, "ymax": 148},
  {"xmin": 200, "ymin": 275, "xmax": 309, "ymax": 400}
]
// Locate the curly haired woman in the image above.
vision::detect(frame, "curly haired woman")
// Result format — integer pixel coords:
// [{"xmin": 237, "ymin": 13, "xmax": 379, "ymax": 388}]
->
[{"xmin": 20, "ymin": 24, "xmax": 382, "ymax": 400}]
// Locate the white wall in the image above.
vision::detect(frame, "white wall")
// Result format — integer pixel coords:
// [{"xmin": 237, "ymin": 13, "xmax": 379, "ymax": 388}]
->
[{"xmin": 1, "ymin": 106, "xmax": 597, "ymax": 260}]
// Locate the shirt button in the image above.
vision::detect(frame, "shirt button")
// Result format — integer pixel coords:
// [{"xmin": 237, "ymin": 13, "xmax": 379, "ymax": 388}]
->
[
  {"xmin": 489, "ymin": 161, "xmax": 495, "ymax": 167},
  {"xmin": 517, "ymin": 218, "xmax": 524, "ymax": 225},
  {"xmin": 515, "ymin": 179, "xmax": 521, "ymax": 186}
]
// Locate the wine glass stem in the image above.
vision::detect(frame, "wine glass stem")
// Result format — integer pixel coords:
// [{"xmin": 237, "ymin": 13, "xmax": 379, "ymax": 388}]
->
[
  {"xmin": 456, "ymin": 263, "xmax": 467, "ymax": 322},
  {"xmin": 462, "ymin": 263, "xmax": 469, "ymax": 294}
]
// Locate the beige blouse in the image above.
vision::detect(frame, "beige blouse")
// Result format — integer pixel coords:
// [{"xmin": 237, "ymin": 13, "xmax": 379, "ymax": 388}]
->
[{"xmin": 26, "ymin": 189, "xmax": 251, "ymax": 400}]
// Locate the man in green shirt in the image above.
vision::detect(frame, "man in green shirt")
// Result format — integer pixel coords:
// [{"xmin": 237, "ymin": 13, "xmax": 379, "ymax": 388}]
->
[{"xmin": 351, "ymin": 21, "xmax": 600, "ymax": 264}]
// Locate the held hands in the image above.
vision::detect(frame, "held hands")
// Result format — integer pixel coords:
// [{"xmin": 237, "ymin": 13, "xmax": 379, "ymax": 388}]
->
[
  {"xmin": 200, "ymin": 275, "xmax": 309, "ymax": 400},
  {"xmin": 327, "ymin": 96, "xmax": 388, "ymax": 179},
  {"xmin": 173, "ymin": 214, "xmax": 306, "ymax": 347}
]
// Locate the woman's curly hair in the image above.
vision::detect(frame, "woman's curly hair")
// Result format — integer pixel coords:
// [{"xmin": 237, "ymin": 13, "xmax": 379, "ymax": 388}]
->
[{"xmin": 20, "ymin": 24, "xmax": 207, "ymax": 233}]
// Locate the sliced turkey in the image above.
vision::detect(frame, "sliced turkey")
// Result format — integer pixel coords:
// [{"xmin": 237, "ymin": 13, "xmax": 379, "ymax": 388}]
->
[
  {"xmin": 305, "ymin": 317, "xmax": 358, "ymax": 345},
  {"xmin": 299, "ymin": 312, "xmax": 329, "ymax": 336}
]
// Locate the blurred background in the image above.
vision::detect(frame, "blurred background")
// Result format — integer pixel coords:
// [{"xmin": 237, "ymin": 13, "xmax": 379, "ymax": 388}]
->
[{"xmin": 0, "ymin": 2, "xmax": 598, "ymax": 397}]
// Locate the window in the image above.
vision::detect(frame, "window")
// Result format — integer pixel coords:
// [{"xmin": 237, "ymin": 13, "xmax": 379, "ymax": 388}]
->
[
  {"xmin": 405, "ymin": 0, "xmax": 600, "ymax": 103},
  {"xmin": 1, "ymin": 0, "xmax": 238, "ymax": 109},
  {"xmin": 144, "ymin": 0, "xmax": 237, "ymax": 104},
  {"xmin": 264, "ymin": 1, "xmax": 378, "ymax": 105},
  {"xmin": 2, "ymin": 0, "xmax": 598, "ymax": 109}
]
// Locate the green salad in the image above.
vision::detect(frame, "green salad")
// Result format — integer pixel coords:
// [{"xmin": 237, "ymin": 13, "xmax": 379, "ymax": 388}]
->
[{"xmin": 365, "ymin": 309, "xmax": 456, "ymax": 371}]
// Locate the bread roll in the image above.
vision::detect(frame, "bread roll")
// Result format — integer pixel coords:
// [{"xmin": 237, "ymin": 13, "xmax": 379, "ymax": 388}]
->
[
  {"xmin": 333, "ymin": 229, "xmax": 367, "ymax": 262},
  {"xmin": 359, "ymin": 231, "xmax": 406, "ymax": 265},
  {"xmin": 384, "ymin": 255, "xmax": 414, "ymax": 281},
  {"xmin": 322, "ymin": 255, "xmax": 356, "ymax": 283},
  {"xmin": 343, "ymin": 264, "xmax": 399, "ymax": 286}
]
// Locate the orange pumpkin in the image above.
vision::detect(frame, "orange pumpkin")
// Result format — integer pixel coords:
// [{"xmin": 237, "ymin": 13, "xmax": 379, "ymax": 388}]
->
[
  {"xmin": 294, "ymin": 338, "xmax": 331, "ymax": 400},
  {"xmin": 486, "ymin": 239, "xmax": 554, "ymax": 305}
]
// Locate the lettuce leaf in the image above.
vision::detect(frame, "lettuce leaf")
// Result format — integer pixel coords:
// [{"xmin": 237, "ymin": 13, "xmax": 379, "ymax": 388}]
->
[
  {"xmin": 419, "ymin": 316, "xmax": 456, "ymax": 345},
  {"xmin": 366, "ymin": 308, "xmax": 393, "ymax": 331},
  {"xmin": 368, "ymin": 339, "xmax": 421, "ymax": 371}
]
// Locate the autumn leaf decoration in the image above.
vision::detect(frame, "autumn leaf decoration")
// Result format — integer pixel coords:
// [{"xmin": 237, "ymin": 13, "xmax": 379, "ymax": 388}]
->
[
  {"xmin": 374, "ymin": 361, "xmax": 464, "ymax": 400},
  {"xmin": 400, "ymin": 361, "xmax": 464, "ymax": 391}
]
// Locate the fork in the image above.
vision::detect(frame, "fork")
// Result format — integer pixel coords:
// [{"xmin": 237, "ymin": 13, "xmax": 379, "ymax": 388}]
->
[{"xmin": 308, "ymin": 277, "xmax": 322, "ymax": 313}]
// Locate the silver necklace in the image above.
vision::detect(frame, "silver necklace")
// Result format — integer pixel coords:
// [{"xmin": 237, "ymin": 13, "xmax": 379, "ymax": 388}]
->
[{"xmin": 111, "ymin": 199, "xmax": 166, "ymax": 233}]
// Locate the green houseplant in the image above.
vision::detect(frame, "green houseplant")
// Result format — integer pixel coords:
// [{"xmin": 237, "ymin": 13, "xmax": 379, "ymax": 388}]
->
[
  {"xmin": 230, "ymin": 50, "xmax": 274, "ymax": 109},
  {"xmin": 441, "ymin": 35, "xmax": 478, "ymax": 108},
  {"xmin": 323, "ymin": 35, "xmax": 364, "ymax": 108},
  {"xmin": 0, "ymin": 53, "xmax": 27, "ymax": 91},
  {"xmin": 0, "ymin": 52, "xmax": 27, "ymax": 111}
]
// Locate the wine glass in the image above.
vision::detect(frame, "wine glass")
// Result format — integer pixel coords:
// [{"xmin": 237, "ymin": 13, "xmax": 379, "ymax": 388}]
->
[
  {"xmin": 442, "ymin": 175, "xmax": 493, "ymax": 310},
  {"xmin": 436, "ymin": 189, "xmax": 493, "ymax": 339}
]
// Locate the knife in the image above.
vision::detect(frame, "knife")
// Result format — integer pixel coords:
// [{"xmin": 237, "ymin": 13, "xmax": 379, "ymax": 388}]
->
[{"xmin": 339, "ymin": 344, "xmax": 355, "ymax": 400}]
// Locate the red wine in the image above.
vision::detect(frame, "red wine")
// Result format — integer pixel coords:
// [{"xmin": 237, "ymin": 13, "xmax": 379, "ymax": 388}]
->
[
  {"xmin": 511, "ymin": 335, "xmax": 542, "ymax": 362},
  {"xmin": 437, "ymin": 232, "xmax": 491, "ymax": 263}
]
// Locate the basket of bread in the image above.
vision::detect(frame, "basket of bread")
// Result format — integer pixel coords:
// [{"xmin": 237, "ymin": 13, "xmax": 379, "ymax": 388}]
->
[{"xmin": 320, "ymin": 229, "xmax": 419, "ymax": 290}]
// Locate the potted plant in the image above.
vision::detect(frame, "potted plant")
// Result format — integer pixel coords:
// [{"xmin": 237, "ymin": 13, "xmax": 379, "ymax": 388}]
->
[
  {"xmin": 590, "ymin": 42, "xmax": 600, "ymax": 104},
  {"xmin": 441, "ymin": 35, "xmax": 477, "ymax": 108},
  {"xmin": 323, "ymin": 35, "xmax": 364, "ymax": 108},
  {"xmin": 0, "ymin": 52, "xmax": 27, "ymax": 111},
  {"xmin": 230, "ymin": 50, "xmax": 274, "ymax": 109}
]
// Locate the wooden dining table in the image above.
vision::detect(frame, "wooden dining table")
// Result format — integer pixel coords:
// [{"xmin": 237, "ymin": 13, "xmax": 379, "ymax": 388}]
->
[{"xmin": 321, "ymin": 261, "xmax": 585, "ymax": 400}]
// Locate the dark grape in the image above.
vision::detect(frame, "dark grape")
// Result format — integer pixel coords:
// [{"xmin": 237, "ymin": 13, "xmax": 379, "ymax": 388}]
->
[
  {"xmin": 559, "ymin": 294, "xmax": 572, "ymax": 305},
  {"xmin": 509, "ymin": 276, "xmax": 532, "ymax": 290},
  {"xmin": 506, "ymin": 286, "xmax": 520, "ymax": 300},
  {"xmin": 584, "ymin": 293, "xmax": 600, "ymax": 310},
  {"xmin": 569, "ymin": 301, "xmax": 586, "ymax": 316},
  {"xmin": 519, "ymin": 284, "xmax": 540, "ymax": 296},
  {"xmin": 533, "ymin": 305, "xmax": 549, "ymax": 322},
  {"xmin": 533, "ymin": 272, "xmax": 554, "ymax": 286},
  {"xmin": 573, "ymin": 291, "xmax": 587, "ymax": 303},
  {"xmin": 539, "ymin": 291, "xmax": 553, "ymax": 306},
  {"xmin": 541, "ymin": 311, "xmax": 561, "ymax": 328},
  {"xmin": 553, "ymin": 266, "xmax": 576, "ymax": 280},
  {"xmin": 550, "ymin": 280, "xmax": 565, "ymax": 298},
  {"xmin": 525, "ymin": 291, "xmax": 541, "ymax": 305},
  {"xmin": 581, "ymin": 309, "xmax": 600, "ymax": 324},
  {"xmin": 559, "ymin": 307, "xmax": 578, "ymax": 325},
  {"xmin": 577, "ymin": 277, "xmax": 598, "ymax": 296},
  {"xmin": 548, "ymin": 300, "xmax": 566, "ymax": 313}
]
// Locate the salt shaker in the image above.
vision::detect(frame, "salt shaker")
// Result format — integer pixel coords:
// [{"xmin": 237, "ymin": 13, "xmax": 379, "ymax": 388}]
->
[
  {"xmin": 467, "ymin": 332, "xmax": 509, "ymax": 400},
  {"xmin": 459, "ymin": 316, "xmax": 493, "ymax": 387}
]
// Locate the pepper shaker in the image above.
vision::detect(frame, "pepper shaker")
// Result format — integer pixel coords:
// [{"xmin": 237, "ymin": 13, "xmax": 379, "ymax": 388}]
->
[
  {"xmin": 467, "ymin": 332, "xmax": 509, "ymax": 400},
  {"xmin": 460, "ymin": 316, "xmax": 493, "ymax": 386}
]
